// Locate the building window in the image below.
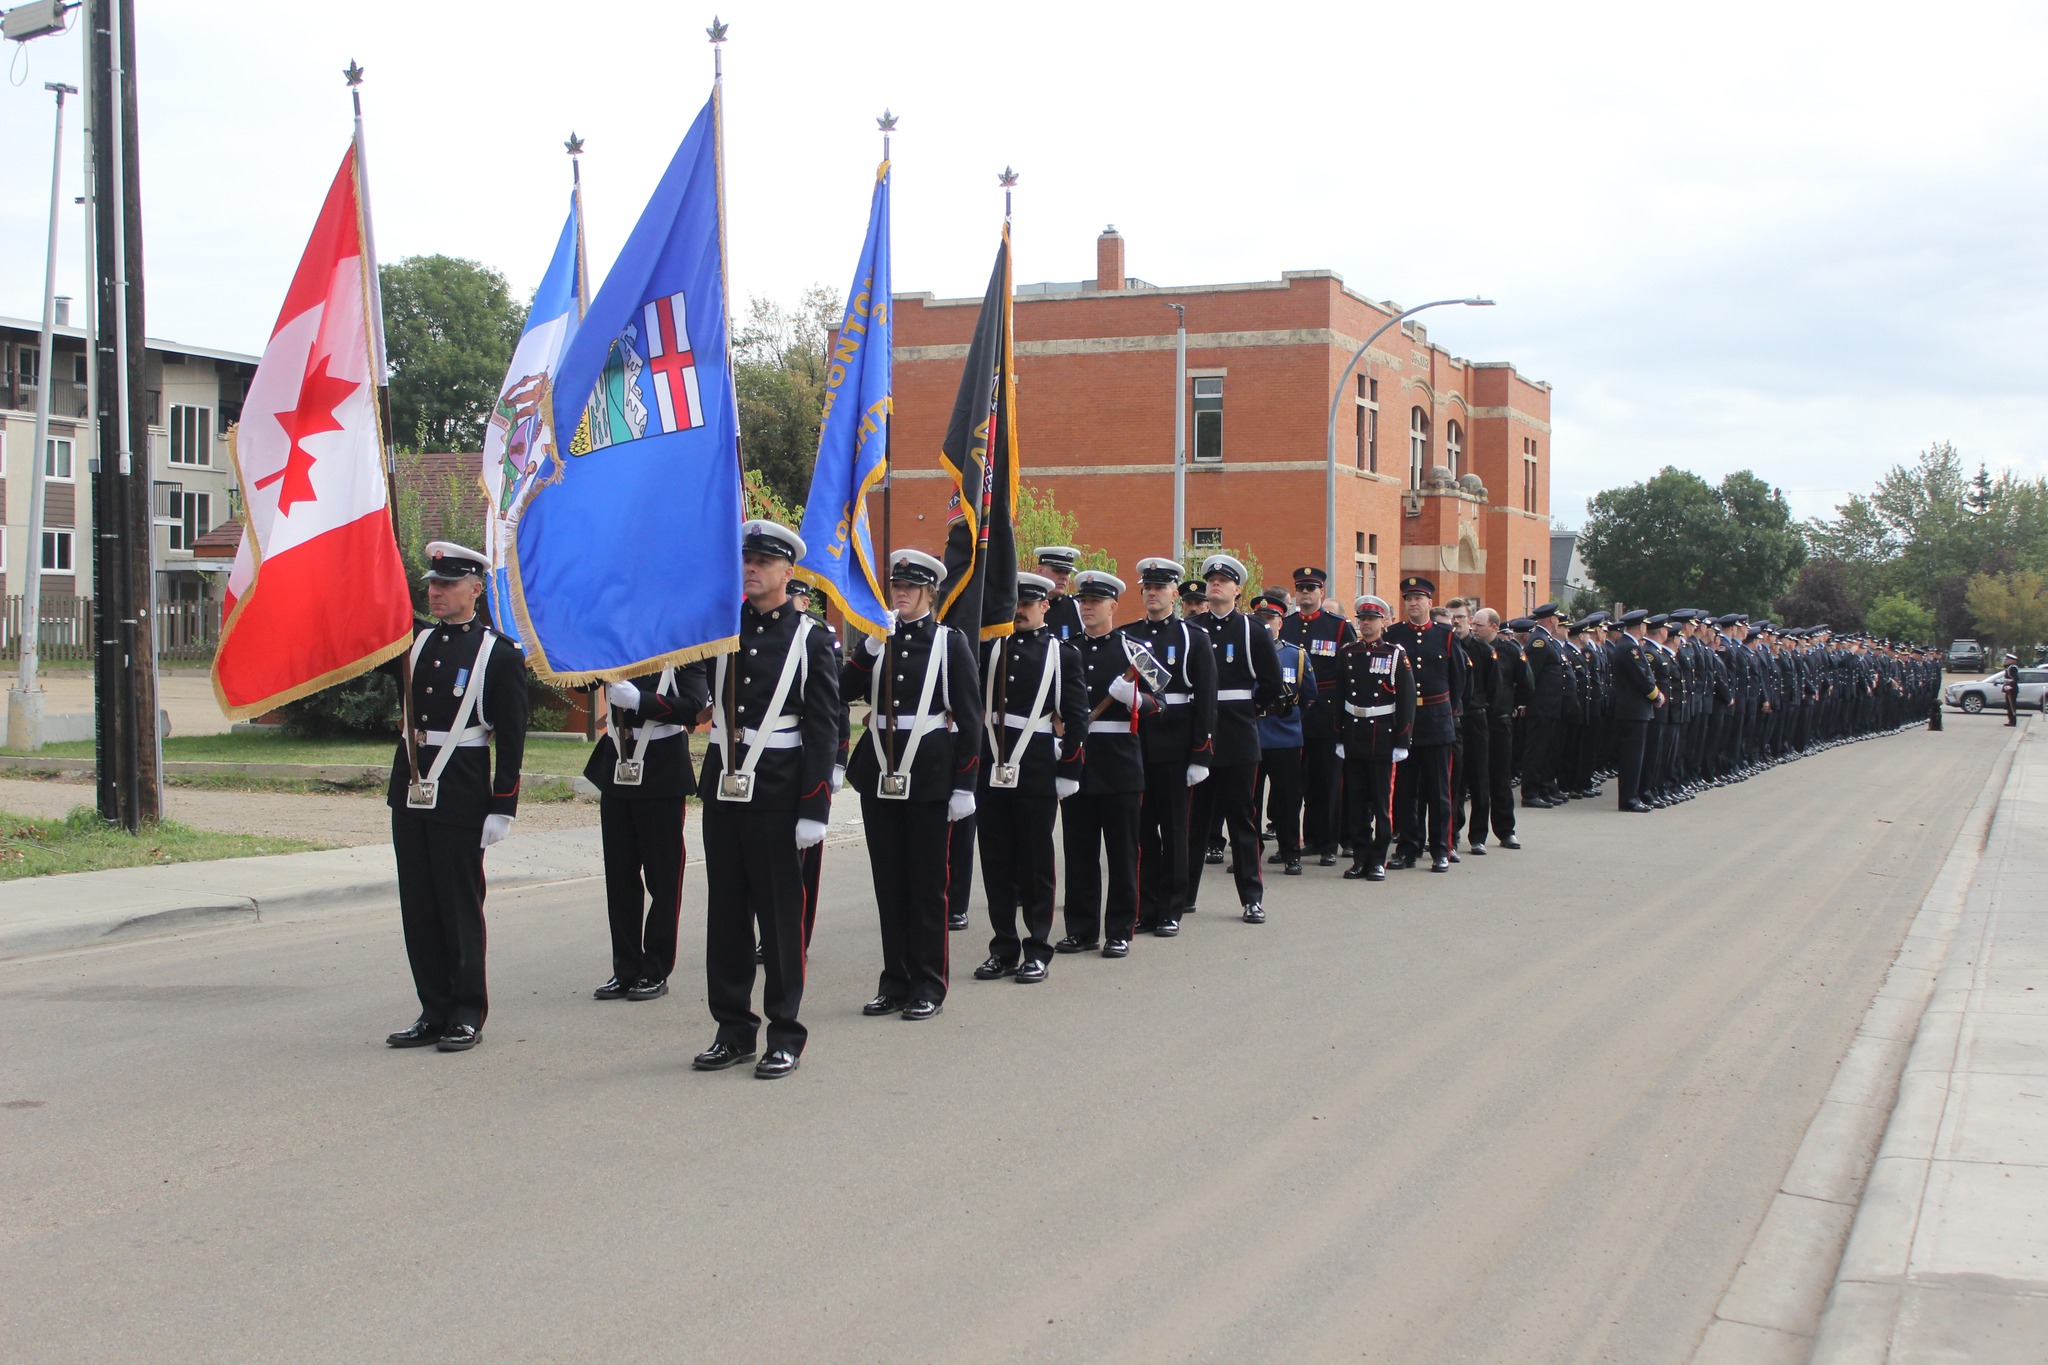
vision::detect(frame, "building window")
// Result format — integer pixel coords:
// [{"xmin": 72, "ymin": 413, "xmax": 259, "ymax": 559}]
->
[
  {"xmin": 46, "ymin": 435, "xmax": 74, "ymax": 482},
  {"xmin": 170, "ymin": 404, "xmax": 213, "ymax": 466},
  {"xmin": 1355, "ymin": 532, "xmax": 1365, "ymax": 554},
  {"xmin": 1191, "ymin": 527, "xmax": 1223, "ymax": 552},
  {"xmin": 1522, "ymin": 558, "xmax": 1537, "ymax": 614},
  {"xmin": 1522, "ymin": 436, "xmax": 1540, "ymax": 513},
  {"xmin": 1369, "ymin": 563, "xmax": 1379, "ymax": 595},
  {"xmin": 1409, "ymin": 407, "xmax": 1429, "ymax": 488},
  {"xmin": 173, "ymin": 492, "xmax": 211, "ymax": 551},
  {"xmin": 1445, "ymin": 420, "xmax": 1463, "ymax": 480},
  {"xmin": 72, "ymin": 353, "xmax": 88, "ymax": 384},
  {"xmin": 1355, "ymin": 375, "xmax": 1379, "ymax": 473},
  {"xmin": 17, "ymin": 345, "xmax": 39, "ymax": 388},
  {"xmin": 43, "ymin": 528, "xmax": 74, "ymax": 573},
  {"xmin": 1192, "ymin": 378, "xmax": 1223, "ymax": 462}
]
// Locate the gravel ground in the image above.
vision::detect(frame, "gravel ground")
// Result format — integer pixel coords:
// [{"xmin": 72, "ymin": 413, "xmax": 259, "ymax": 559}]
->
[{"xmin": 0, "ymin": 776, "xmax": 601, "ymax": 847}]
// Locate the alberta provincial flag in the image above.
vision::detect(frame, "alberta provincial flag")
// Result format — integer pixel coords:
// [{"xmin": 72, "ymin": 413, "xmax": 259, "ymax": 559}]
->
[
  {"xmin": 481, "ymin": 196, "xmax": 581, "ymax": 643},
  {"xmin": 518, "ymin": 88, "xmax": 742, "ymax": 682},
  {"xmin": 796, "ymin": 158, "xmax": 892, "ymax": 639}
]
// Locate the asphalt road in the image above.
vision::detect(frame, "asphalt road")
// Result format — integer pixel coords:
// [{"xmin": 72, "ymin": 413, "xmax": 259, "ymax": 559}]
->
[{"xmin": 0, "ymin": 719, "xmax": 2008, "ymax": 1364}]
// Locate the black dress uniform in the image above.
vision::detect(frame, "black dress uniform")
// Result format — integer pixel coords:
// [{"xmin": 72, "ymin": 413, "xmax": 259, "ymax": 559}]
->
[
  {"xmin": 1489, "ymin": 630, "xmax": 1532, "ymax": 846},
  {"xmin": 1385, "ymin": 580, "xmax": 1466, "ymax": 870},
  {"xmin": 1124, "ymin": 557, "xmax": 1217, "ymax": 933},
  {"xmin": 1278, "ymin": 568, "xmax": 1356, "ymax": 863},
  {"xmin": 843, "ymin": 552, "xmax": 983, "ymax": 1018},
  {"xmin": 1337, "ymin": 613, "xmax": 1416, "ymax": 877},
  {"xmin": 974, "ymin": 604, "xmax": 1088, "ymax": 976},
  {"xmin": 1058, "ymin": 572, "xmax": 1156, "ymax": 953},
  {"xmin": 1185, "ymin": 558, "xmax": 1284, "ymax": 922},
  {"xmin": 1609, "ymin": 613, "xmax": 1662, "ymax": 811},
  {"xmin": 1522, "ymin": 609, "xmax": 1567, "ymax": 804},
  {"xmin": 1453, "ymin": 629, "xmax": 1500, "ymax": 851},
  {"xmin": 695, "ymin": 538, "xmax": 842, "ymax": 1071},
  {"xmin": 383, "ymin": 545, "xmax": 529, "ymax": 1051},
  {"xmin": 586, "ymin": 664, "xmax": 710, "ymax": 999}
]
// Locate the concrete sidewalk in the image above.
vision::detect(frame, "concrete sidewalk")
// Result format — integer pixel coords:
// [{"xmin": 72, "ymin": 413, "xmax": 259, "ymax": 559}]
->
[
  {"xmin": 1811, "ymin": 720, "xmax": 2048, "ymax": 1362},
  {"xmin": 0, "ymin": 789, "xmax": 868, "ymax": 960}
]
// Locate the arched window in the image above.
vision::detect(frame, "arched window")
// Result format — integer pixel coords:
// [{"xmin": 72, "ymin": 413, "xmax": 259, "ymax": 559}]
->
[
  {"xmin": 1409, "ymin": 407, "xmax": 1429, "ymax": 488},
  {"xmin": 1444, "ymin": 420, "xmax": 1463, "ymax": 481}
]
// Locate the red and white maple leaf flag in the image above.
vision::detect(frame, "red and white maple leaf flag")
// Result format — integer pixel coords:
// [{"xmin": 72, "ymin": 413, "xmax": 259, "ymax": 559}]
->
[{"xmin": 212, "ymin": 145, "xmax": 411, "ymax": 719}]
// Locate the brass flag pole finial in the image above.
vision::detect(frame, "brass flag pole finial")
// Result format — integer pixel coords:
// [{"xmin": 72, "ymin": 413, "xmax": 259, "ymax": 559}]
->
[
  {"xmin": 565, "ymin": 132, "xmax": 586, "ymax": 157},
  {"xmin": 877, "ymin": 109, "xmax": 899, "ymax": 133},
  {"xmin": 343, "ymin": 59, "xmax": 364, "ymax": 87}
]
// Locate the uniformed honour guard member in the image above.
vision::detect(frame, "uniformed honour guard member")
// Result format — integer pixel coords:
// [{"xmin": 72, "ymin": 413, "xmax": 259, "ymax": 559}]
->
[
  {"xmin": 1055, "ymin": 571, "xmax": 1157, "ymax": 957},
  {"xmin": 688, "ymin": 521, "xmax": 842, "ymax": 1078},
  {"xmin": 1385, "ymin": 575, "xmax": 1466, "ymax": 872},
  {"xmin": 2002, "ymin": 654, "xmax": 2020, "ymax": 726},
  {"xmin": 1257, "ymin": 590, "xmax": 1311, "ymax": 875},
  {"xmin": 585, "ymin": 652, "xmax": 709, "ymax": 1004},
  {"xmin": 973, "ymin": 573, "xmax": 1089, "ymax": 983},
  {"xmin": 1186, "ymin": 553, "xmax": 1285, "ymax": 922},
  {"xmin": 1609, "ymin": 609, "xmax": 1662, "ymax": 812},
  {"xmin": 842, "ymin": 549, "xmax": 983, "ymax": 1020},
  {"xmin": 384, "ymin": 542, "xmax": 530, "ymax": 1054},
  {"xmin": 784, "ymin": 577, "xmax": 849, "ymax": 951},
  {"xmin": 1037, "ymin": 546, "xmax": 1084, "ymax": 644},
  {"xmin": 1279, "ymin": 566, "xmax": 1356, "ymax": 866},
  {"xmin": 1124, "ymin": 556, "xmax": 1217, "ymax": 935},
  {"xmin": 1337, "ymin": 595, "xmax": 1416, "ymax": 880}
]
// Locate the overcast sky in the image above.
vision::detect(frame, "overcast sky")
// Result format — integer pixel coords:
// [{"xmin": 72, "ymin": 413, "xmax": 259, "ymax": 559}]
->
[{"xmin": 4, "ymin": 0, "xmax": 2043, "ymax": 527}]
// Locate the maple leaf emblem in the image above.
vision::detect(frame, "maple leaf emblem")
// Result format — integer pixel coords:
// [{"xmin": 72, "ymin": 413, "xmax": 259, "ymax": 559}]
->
[{"xmin": 255, "ymin": 351, "xmax": 358, "ymax": 515}]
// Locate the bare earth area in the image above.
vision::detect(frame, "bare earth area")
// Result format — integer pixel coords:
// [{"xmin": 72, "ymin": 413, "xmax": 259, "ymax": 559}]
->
[{"xmin": 0, "ymin": 719, "xmax": 2012, "ymax": 1363}]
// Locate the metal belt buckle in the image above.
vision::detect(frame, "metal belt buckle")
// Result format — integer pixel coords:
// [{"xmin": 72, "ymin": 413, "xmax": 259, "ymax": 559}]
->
[
  {"xmin": 613, "ymin": 760, "xmax": 644, "ymax": 787},
  {"xmin": 718, "ymin": 772, "xmax": 754, "ymax": 803},
  {"xmin": 879, "ymin": 772, "xmax": 910, "ymax": 800},
  {"xmin": 991, "ymin": 763, "xmax": 1020, "ymax": 789},
  {"xmin": 405, "ymin": 780, "xmax": 438, "ymax": 810}
]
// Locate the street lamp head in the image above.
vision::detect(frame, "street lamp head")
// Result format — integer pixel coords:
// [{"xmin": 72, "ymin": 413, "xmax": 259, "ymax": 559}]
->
[{"xmin": 1465, "ymin": 298, "xmax": 1496, "ymax": 307}]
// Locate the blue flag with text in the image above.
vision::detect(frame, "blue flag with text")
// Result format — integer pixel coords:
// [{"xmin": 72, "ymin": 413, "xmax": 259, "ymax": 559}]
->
[
  {"xmin": 796, "ymin": 159, "xmax": 892, "ymax": 638},
  {"xmin": 515, "ymin": 89, "xmax": 740, "ymax": 681}
]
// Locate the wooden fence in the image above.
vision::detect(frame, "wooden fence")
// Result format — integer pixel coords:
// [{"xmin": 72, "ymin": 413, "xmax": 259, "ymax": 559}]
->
[{"xmin": 1, "ymin": 594, "xmax": 219, "ymax": 663}]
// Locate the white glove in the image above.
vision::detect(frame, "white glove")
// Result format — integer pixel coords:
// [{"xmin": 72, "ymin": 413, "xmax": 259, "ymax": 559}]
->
[
  {"xmin": 862, "ymin": 632, "xmax": 884, "ymax": 658},
  {"xmin": 830, "ymin": 763, "xmax": 846, "ymax": 794},
  {"xmin": 794, "ymin": 818, "xmax": 828, "ymax": 849},
  {"xmin": 608, "ymin": 678, "xmax": 642, "ymax": 711},
  {"xmin": 1392, "ymin": 747, "xmax": 1410, "ymax": 764},
  {"xmin": 1108, "ymin": 675, "xmax": 1137, "ymax": 707},
  {"xmin": 1186, "ymin": 764, "xmax": 1210, "ymax": 787},
  {"xmin": 1055, "ymin": 777, "xmax": 1080, "ymax": 800},
  {"xmin": 1335, "ymin": 743, "xmax": 1345, "ymax": 759},
  {"xmin": 480, "ymin": 814, "xmax": 513, "ymax": 849},
  {"xmin": 948, "ymin": 789, "xmax": 977, "ymax": 822}
]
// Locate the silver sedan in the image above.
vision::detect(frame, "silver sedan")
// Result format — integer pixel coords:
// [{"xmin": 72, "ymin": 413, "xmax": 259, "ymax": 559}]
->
[{"xmin": 1945, "ymin": 669, "xmax": 2047, "ymax": 713}]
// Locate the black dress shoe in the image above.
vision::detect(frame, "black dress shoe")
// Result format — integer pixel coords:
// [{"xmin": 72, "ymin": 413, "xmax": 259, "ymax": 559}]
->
[
  {"xmin": 947, "ymin": 911, "xmax": 969, "ymax": 931},
  {"xmin": 692, "ymin": 1041, "xmax": 756, "ymax": 1070},
  {"xmin": 1430, "ymin": 855, "xmax": 1451, "ymax": 873},
  {"xmin": 1319, "ymin": 852, "xmax": 1338, "ymax": 867},
  {"xmin": 592, "ymin": 977, "xmax": 630, "ymax": 1001},
  {"xmin": 1053, "ymin": 935, "xmax": 1098, "ymax": 954},
  {"xmin": 1343, "ymin": 861, "xmax": 1372, "ymax": 880},
  {"xmin": 1204, "ymin": 845, "xmax": 1225, "ymax": 865},
  {"xmin": 754, "ymin": 1049, "xmax": 800, "ymax": 1080},
  {"xmin": 1365, "ymin": 863, "xmax": 1387, "ymax": 881},
  {"xmin": 437, "ymin": 1024, "xmax": 480, "ymax": 1052},
  {"xmin": 1447, "ymin": 850, "xmax": 1461, "ymax": 864},
  {"xmin": 973, "ymin": 956, "xmax": 1016, "ymax": 980},
  {"xmin": 386, "ymin": 1019, "xmax": 443, "ymax": 1048},
  {"xmin": 1386, "ymin": 853, "xmax": 1417, "ymax": 871},
  {"xmin": 1154, "ymin": 918, "xmax": 1181, "ymax": 937},
  {"xmin": 1265, "ymin": 849, "xmax": 1288, "ymax": 865},
  {"xmin": 1241, "ymin": 902, "xmax": 1266, "ymax": 924},
  {"xmin": 862, "ymin": 995, "xmax": 906, "ymax": 1016},
  {"xmin": 1622, "ymin": 799, "xmax": 1652, "ymax": 812},
  {"xmin": 1468, "ymin": 842, "xmax": 1487, "ymax": 855},
  {"xmin": 1102, "ymin": 939, "xmax": 1131, "ymax": 958},
  {"xmin": 1015, "ymin": 959, "xmax": 1048, "ymax": 984},
  {"xmin": 901, "ymin": 999, "xmax": 943, "ymax": 1021},
  {"xmin": 1284, "ymin": 859, "xmax": 1303, "ymax": 876},
  {"xmin": 1339, "ymin": 843, "xmax": 1356, "ymax": 858},
  {"xmin": 625, "ymin": 977, "xmax": 668, "ymax": 1001},
  {"xmin": 1500, "ymin": 835, "xmax": 1521, "ymax": 849}
]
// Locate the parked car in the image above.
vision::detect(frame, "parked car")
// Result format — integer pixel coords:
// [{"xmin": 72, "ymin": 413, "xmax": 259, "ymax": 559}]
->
[
  {"xmin": 1946, "ymin": 639, "xmax": 1986, "ymax": 672},
  {"xmin": 1945, "ymin": 669, "xmax": 2047, "ymax": 714}
]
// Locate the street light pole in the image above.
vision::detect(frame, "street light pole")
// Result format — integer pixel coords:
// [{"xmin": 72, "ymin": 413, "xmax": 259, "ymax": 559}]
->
[
  {"xmin": 1323, "ymin": 297, "xmax": 1494, "ymax": 585},
  {"xmin": 5, "ymin": 80, "xmax": 76, "ymax": 753},
  {"xmin": 1166, "ymin": 301, "xmax": 1186, "ymax": 562}
]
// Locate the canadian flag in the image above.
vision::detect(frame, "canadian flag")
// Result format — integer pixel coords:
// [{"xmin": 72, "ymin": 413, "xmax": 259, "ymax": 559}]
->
[{"xmin": 211, "ymin": 145, "xmax": 411, "ymax": 719}]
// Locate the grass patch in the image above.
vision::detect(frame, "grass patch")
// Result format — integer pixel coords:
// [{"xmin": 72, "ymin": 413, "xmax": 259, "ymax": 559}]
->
[
  {"xmin": 7, "ymin": 731, "xmax": 607, "ymax": 775},
  {"xmin": 0, "ymin": 806, "xmax": 327, "ymax": 880}
]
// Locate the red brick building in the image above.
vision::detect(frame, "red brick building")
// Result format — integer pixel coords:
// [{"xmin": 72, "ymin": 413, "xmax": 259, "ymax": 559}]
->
[{"xmin": 886, "ymin": 229, "xmax": 1553, "ymax": 620}]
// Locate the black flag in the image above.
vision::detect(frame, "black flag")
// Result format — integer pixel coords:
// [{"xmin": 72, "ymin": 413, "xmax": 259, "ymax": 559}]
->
[{"xmin": 937, "ymin": 225, "xmax": 1019, "ymax": 642}]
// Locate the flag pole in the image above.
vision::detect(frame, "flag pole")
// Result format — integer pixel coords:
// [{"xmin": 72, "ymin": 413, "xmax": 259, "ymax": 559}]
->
[
  {"xmin": 877, "ymin": 109, "xmax": 898, "ymax": 771},
  {"xmin": 708, "ymin": 16, "xmax": 738, "ymax": 486},
  {"xmin": 347, "ymin": 59, "xmax": 420, "ymax": 792},
  {"xmin": 566, "ymin": 131, "xmax": 597, "ymax": 740}
]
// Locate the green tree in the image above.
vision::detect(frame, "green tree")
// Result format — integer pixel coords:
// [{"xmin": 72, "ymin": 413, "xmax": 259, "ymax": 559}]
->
[
  {"xmin": 1772, "ymin": 558, "xmax": 1866, "ymax": 632},
  {"xmin": 1013, "ymin": 484, "xmax": 1117, "ymax": 576},
  {"xmin": 1576, "ymin": 467, "xmax": 1805, "ymax": 615},
  {"xmin": 381, "ymin": 255, "xmax": 527, "ymax": 452},
  {"xmin": 1865, "ymin": 592, "xmax": 1936, "ymax": 645},
  {"xmin": 734, "ymin": 286, "xmax": 841, "ymax": 512},
  {"xmin": 1964, "ymin": 570, "xmax": 2048, "ymax": 654}
]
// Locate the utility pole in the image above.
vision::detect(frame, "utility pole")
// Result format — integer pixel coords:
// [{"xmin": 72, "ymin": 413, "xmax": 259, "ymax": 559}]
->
[
  {"xmin": 6, "ymin": 80, "xmax": 75, "ymax": 753},
  {"xmin": 1166, "ymin": 302, "xmax": 1186, "ymax": 564}
]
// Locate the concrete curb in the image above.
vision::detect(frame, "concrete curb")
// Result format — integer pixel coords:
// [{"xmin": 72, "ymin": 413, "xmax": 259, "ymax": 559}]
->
[
  {"xmin": 1687, "ymin": 726, "xmax": 2024, "ymax": 1365},
  {"xmin": 0, "ymin": 754, "xmax": 600, "ymax": 798}
]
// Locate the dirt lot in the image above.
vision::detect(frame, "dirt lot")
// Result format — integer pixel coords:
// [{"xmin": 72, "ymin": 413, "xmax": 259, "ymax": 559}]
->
[{"xmin": 0, "ymin": 776, "xmax": 601, "ymax": 848}]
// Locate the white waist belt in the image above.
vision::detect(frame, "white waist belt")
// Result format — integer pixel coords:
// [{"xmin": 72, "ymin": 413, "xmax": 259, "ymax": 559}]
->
[
  {"xmin": 1088, "ymin": 719, "xmax": 1134, "ymax": 735},
  {"xmin": 878, "ymin": 714, "xmax": 955, "ymax": 731},
  {"xmin": 997, "ymin": 713, "xmax": 1055, "ymax": 734},
  {"xmin": 422, "ymin": 728, "xmax": 489, "ymax": 749},
  {"xmin": 1217, "ymin": 688, "xmax": 1254, "ymax": 702},
  {"xmin": 1344, "ymin": 703, "xmax": 1395, "ymax": 719},
  {"xmin": 709, "ymin": 719, "xmax": 802, "ymax": 750},
  {"xmin": 1162, "ymin": 692, "xmax": 1193, "ymax": 705}
]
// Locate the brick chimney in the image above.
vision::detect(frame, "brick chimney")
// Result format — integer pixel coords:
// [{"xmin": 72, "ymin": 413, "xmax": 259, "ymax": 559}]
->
[{"xmin": 1096, "ymin": 225, "xmax": 1125, "ymax": 291}]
